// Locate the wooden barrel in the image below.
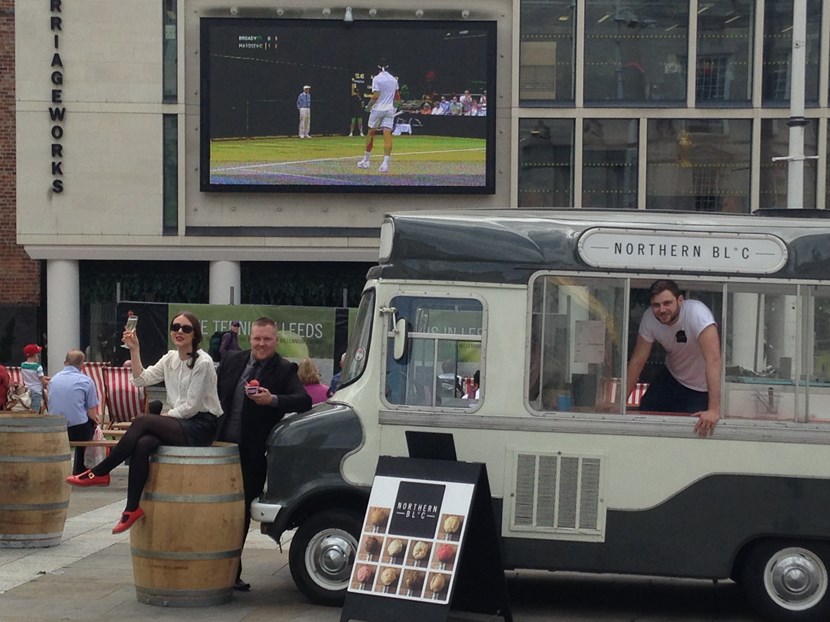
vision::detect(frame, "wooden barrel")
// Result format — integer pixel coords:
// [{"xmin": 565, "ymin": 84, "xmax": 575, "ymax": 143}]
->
[
  {"xmin": 0, "ymin": 412, "xmax": 71, "ymax": 548},
  {"xmin": 130, "ymin": 443, "xmax": 245, "ymax": 607}
]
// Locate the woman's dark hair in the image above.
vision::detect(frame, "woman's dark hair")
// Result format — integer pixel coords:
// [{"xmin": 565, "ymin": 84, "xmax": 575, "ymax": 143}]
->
[{"xmin": 172, "ymin": 310, "xmax": 202, "ymax": 369}]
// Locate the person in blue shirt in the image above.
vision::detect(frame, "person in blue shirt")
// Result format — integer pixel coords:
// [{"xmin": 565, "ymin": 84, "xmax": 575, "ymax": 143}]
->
[{"xmin": 47, "ymin": 350, "xmax": 100, "ymax": 474}]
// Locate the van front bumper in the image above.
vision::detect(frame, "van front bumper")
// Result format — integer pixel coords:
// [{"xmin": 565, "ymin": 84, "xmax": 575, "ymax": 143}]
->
[{"xmin": 250, "ymin": 498, "xmax": 281, "ymax": 523}]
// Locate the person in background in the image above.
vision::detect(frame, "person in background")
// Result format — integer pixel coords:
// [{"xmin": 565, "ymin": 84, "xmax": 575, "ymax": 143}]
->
[
  {"xmin": 349, "ymin": 92, "xmax": 365, "ymax": 137},
  {"xmin": 0, "ymin": 362, "xmax": 9, "ymax": 410},
  {"xmin": 220, "ymin": 320, "xmax": 242, "ymax": 357},
  {"xmin": 216, "ymin": 316, "xmax": 312, "ymax": 591},
  {"xmin": 328, "ymin": 352, "xmax": 347, "ymax": 397},
  {"xmin": 357, "ymin": 58, "xmax": 401, "ymax": 173},
  {"xmin": 297, "ymin": 85, "xmax": 312, "ymax": 139},
  {"xmin": 21, "ymin": 344, "xmax": 49, "ymax": 413},
  {"xmin": 625, "ymin": 279, "xmax": 721, "ymax": 438},
  {"xmin": 298, "ymin": 358, "xmax": 329, "ymax": 405},
  {"xmin": 66, "ymin": 311, "xmax": 223, "ymax": 534},
  {"xmin": 48, "ymin": 350, "xmax": 100, "ymax": 475}
]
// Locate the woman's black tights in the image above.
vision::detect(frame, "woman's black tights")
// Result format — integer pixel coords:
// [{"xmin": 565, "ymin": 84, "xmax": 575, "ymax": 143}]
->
[{"xmin": 91, "ymin": 414, "xmax": 188, "ymax": 511}]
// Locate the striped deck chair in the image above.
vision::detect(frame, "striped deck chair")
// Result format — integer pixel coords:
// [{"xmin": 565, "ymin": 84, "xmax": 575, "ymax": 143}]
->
[
  {"xmin": 6, "ymin": 366, "xmax": 22, "ymax": 387},
  {"xmin": 81, "ymin": 362, "xmax": 109, "ymax": 423},
  {"xmin": 104, "ymin": 366, "xmax": 146, "ymax": 426},
  {"xmin": 6, "ymin": 366, "xmax": 46, "ymax": 413}
]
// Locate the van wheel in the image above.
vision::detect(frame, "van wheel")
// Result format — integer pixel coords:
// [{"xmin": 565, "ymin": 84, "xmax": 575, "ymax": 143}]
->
[
  {"xmin": 741, "ymin": 540, "xmax": 830, "ymax": 621},
  {"xmin": 289, "ymin": 510, "xmax": 361, "ymax": 606}
]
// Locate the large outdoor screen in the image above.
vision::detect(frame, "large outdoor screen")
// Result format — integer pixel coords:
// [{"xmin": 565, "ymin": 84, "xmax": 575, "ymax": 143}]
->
[{"xmin": 200, "ymin": 18, "xmax": 496, "ymax": 194}]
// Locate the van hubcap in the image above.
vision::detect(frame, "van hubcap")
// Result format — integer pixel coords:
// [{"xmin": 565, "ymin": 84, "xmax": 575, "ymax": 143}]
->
[
  {"xmin": 306, "ymin": 529, "xmax": 356, "ymax": 590},
  {"xmin": 765, "ymin": 547, "xmax": 828, "ymax": 611}
]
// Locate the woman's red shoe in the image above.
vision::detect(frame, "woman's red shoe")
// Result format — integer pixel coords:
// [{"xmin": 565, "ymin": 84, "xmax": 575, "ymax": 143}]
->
[
  {"xmin": 66, "ymin": 469, "xmax": 111, "ymax": 487},
  {"xmin": 112, "ymin": 508, "xmax": 144, "ymax": 534}
]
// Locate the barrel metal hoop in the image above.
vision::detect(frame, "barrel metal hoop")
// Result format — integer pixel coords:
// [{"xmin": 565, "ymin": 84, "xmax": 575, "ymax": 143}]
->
[
  {"xmin": 0, "ymin": 425, "xmax": 66, "ymax": 433},
  {"xmin": 141, "ymin": 492, "xmax": 244, "ymax": 503},
  {"xmin": 134, "ymin": 586, "xmax": 233, "ymax": 607},
  {"xmin": 150, "ymin": 455, "xmax": 240, "ymax": 465},
  {"xmin": 130, "ymin": 547, "xmax": 242, "ymax": 560},
  {"xmin": 0, "ymin": 532, "xmax": 63, "ymax": 547},
  {"xmin": 0, "ymin": 501, "xmax": 69, "ymax": 511},
  {"xmin": 0, "ymin": 454, "xmax": 72, "ymax": 463},
  {"xmin": 152, "ymin": 444, "xmax": 239, "ymax": 457}
]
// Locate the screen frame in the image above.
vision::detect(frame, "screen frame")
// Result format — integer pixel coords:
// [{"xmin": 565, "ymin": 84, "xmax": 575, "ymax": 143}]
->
[{"xmin": 199, "ymin": 17, "xmax": 497, "ymax": 195}]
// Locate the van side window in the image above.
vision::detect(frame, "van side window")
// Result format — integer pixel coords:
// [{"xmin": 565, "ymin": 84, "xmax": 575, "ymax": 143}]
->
[
  {"xmin": 528, "ymin": 276, "xmax": 626, "ymax": 412},
  {"xmin": 384, "ymin": 296, "xmax": 483, "ymax": 409},
  {"xmin": 724, "ymin": 283, "xmax": 829, "ymax": 423}
]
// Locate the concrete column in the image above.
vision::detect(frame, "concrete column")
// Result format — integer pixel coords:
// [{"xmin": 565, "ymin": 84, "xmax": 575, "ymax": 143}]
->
[
  {"xmin": 209, "ymin": 261, "xmax": 241, "ymax": 305},
  {"xmin": 46, "ymin": 259, "xmax": 80, "ymax": 375}
]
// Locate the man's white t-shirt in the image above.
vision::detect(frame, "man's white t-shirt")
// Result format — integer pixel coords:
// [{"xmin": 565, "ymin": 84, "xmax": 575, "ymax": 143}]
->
[
  {"xmin": 638, "ymin": 299, "xmax": 715, "ymax": 392},
  {"xmin": 371, "ymin": 70, "xmax": 398, "ymax": 110}
]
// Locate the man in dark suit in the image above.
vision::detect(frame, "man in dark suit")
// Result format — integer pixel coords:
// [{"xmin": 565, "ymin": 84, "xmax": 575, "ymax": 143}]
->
[{"xmin": 217, "ymin": 316, "xmax": 312, "ymax": 591}]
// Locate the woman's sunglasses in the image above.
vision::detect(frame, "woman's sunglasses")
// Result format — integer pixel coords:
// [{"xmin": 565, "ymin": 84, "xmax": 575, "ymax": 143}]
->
[{"xmin": 170, "ymin": 323, "xmax": 194, "ymax": 334}]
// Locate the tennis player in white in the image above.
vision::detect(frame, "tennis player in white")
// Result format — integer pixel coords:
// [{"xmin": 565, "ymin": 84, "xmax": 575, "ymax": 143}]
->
[{"xmin": 357, "ymin": 58, "xmax": 401, "ymax": 173}]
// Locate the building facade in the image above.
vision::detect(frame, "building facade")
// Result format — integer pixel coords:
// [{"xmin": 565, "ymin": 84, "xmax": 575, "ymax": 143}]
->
[{"xmin": 9, "ymin": 0, "xmax": 830, "ymax": 372}]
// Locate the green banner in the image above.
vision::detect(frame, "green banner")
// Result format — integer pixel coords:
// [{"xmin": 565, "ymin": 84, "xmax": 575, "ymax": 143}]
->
[{"xmin": 173, "ymin": 304, "xmax": 335, "ymax": 359}]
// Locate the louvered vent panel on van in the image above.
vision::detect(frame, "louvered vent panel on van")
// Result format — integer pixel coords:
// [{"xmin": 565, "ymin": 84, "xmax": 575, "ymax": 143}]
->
[
  {"xmin": 511, "ymin": 452, "xmax": 603, "ymax": 537},
  {"xmin": 535, "ymin": 454, "xmax": 558, "ymax": 528},
  {"xmin": 513, "ymin": 453, "xmax": 537, "ymax": 527},
  {"xmin": 579, "ymin": 458, "xmax": 601, "ymax": 529}
]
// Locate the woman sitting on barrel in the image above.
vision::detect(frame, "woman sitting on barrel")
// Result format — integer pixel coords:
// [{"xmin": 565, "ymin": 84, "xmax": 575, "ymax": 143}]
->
[{"xmin": 66, "ymin": 310, "xmax": 223, "ymax": 534}]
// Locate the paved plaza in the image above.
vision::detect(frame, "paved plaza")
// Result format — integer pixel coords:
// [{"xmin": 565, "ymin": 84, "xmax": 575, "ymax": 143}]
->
[{"xmin": 0, "ymin": 467, "xmax": 760, "ymax": 621}]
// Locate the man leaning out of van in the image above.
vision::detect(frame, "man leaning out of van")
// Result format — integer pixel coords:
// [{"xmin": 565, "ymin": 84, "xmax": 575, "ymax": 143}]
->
[{"xmin": 625, "ymin": 279, "xmax": 721, "ymax": 438}]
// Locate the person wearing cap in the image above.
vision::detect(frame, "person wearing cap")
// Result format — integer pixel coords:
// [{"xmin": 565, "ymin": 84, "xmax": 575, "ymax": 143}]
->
[
  {"xmin": 220, "ymin": 320, "xmax": 242, "ymax": 356},
  {"xmin": 296, "ymin": 85, "xmax": 312, "ymax": 138},
  {"xmin": 357, "ymin": 58, "xmax": 401, "ymax": 173},
  {"xmin": 21, "ymin": 343, "xmax": 49, "ymax": 413}
]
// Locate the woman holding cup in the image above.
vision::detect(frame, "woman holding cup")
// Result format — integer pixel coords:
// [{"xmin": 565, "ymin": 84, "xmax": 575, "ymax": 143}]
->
[{"xmin": 66, "ymin": 310, "xmax": 223, "ymax": 534}]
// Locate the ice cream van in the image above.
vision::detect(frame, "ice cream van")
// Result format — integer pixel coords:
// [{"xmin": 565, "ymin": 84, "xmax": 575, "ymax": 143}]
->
[{"xmin": 252, "ymin": 209, "xmax": 830, "ymax": 621}]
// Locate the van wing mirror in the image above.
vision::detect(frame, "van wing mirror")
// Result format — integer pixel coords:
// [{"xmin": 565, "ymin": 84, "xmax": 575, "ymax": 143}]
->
[{"xmin": 393, "ymin": 318, "xmax": 408, "ymax": 360}]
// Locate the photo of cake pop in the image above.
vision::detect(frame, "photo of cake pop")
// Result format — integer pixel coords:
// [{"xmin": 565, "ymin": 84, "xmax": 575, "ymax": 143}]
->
[
  {"xmin": 384, "ymin": 537, "xmax": 406, "ymax": 563},
  {"xmin": 400, "ymin": 569, "xmax": 426, "ymax": 597},
  {"xmin": 427, "ymin": 572, "xmax": 449, "ymax": 600},
  {"xmin": 366, "ymin": 507, "xmax": 390, "ymax": 533},
  {"xmin": 354, "ymin": 564, "xmax": 376, "ymax": 590},
  {"xmin": 377, "ymin": 566, "xmax": 399, "ymax": 594},
  {"xmin": 410, "ymin": 540, "xmax": 431, "ymax": 567},
  {"xmin": 435, "ymin": 543, "xmax": 457, "ymax": 570},
  {"xmin": 440, "ymin": 514, "xmax": 463, "ymax": 540},
  {"xmin": 361, "ymin": 535, "xmax": 381, "ymax": 561}
]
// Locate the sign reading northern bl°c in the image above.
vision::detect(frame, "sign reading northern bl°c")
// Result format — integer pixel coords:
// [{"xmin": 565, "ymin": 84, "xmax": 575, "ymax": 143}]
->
[
  {"xmin": 578, "ymin": 227, "xmax": 788, "ymax": 274},
  {"xmin": 340, "ymin": 456, "xmax": 512, "ymax": 622}
]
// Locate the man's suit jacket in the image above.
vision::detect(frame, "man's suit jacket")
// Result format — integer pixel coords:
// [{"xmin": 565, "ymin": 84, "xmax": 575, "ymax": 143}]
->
[{"xmin": 216, "ymin": 350, "xmax": 312, "ymax": 461}]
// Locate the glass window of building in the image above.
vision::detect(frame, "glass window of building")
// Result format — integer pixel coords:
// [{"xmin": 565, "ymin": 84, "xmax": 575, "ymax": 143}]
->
[
  {"xmin": 759, "ymin": 118, "xmax": 819, "ymax": 208},
  {"xmin": 582, "ymin": 119, "xmax": 639, "ymax": 209},
  {"xmin": 162, "ymin": 115, "xmax": 178, "ymax": 233},
  {"xmin": 163, "ymin": 0, "xmax": 177, "ymax": 101},
  {"xmin": 695, "ymin": 0, "xmax": 754, "ymax": 105},
  {"xmin": 761, "ymin": 0, "xmax": 822, "ymax": 105},
  {"xmin": 519, "ymin": 0, "xmax": 575, "ymax": 105},
  {"xmin": 584, "ymin": 0, "xmax": 688, "ymax": 105},
  {"xmin": 518, "ymin": 118, "xmax": 574, "ymax": 207},
  {"xmin": 646, "ymin": 118, "xmax": 751, "ymax": 212}
]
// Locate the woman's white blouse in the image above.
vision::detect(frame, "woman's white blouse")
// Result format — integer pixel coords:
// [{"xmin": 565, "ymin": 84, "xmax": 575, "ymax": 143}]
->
[{"xmin": 131, "ymin": 349, "xmax": 223, "ymax": 419}]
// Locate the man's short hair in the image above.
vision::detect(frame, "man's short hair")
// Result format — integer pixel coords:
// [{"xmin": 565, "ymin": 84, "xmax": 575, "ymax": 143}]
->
[
  {"xmin": 252, "ymin": 316, "xmax": 277, "ymax": 329},
  {"xmin": 648, "ymin": 279, "xmax": 682, "ymax": 300},
  {"xmin": 378, "ymin": 58, "xmax": 389, "ymax": 69}
]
